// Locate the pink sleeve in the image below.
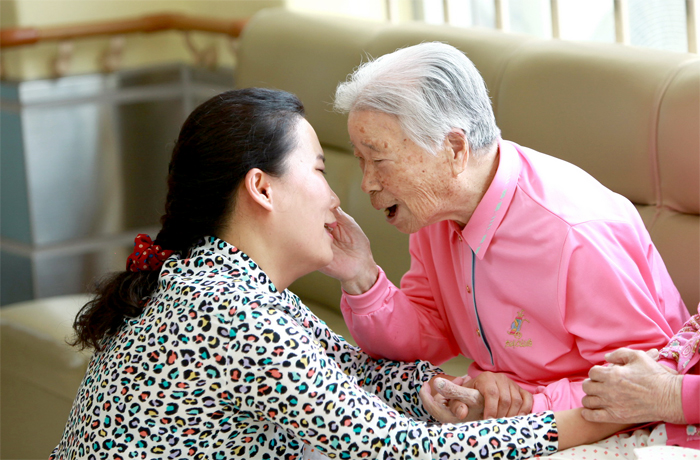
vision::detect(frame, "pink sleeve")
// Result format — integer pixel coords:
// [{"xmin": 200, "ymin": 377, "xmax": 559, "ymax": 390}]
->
[
  {"xmin": 534, "ymin": 222, "xmax": 688, "ymax": 412},
  {"xmin": 340, "ymin": 237, "xmax": 459, "ymax": 365},
  {"xmin": 531, "ymin": 379, "xmax": 586, "ymax": 413},
  {"xmin": 682, "ymin": 375, "xmax": 700, "ymax": 424}
]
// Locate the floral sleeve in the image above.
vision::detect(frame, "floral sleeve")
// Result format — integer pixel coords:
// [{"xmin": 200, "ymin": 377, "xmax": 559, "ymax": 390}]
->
[
  {"xmin": 225, "ymin": 297, "xmax": 558, "ymax": 459},
  {"xmin": 659, "ymin": 313, "xmax": 700, "ymax": 372}
]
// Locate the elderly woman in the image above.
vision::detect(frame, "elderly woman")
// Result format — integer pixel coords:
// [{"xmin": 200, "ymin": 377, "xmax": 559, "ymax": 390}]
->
[{"xmin": 322, "ymin": 42, "xmax": 690, "ymax": 420}]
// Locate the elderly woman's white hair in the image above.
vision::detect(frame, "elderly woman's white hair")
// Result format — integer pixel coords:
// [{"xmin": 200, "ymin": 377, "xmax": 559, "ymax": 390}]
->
[{"xmin": 334, "ymin": 42, "xmax": 500, "ymax": 156}]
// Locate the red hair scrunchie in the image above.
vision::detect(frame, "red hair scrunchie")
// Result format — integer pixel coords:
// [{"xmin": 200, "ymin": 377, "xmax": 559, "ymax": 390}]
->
[{"xmin": 126, "ymin": 234, "xmax": 173, "ymax": 272}]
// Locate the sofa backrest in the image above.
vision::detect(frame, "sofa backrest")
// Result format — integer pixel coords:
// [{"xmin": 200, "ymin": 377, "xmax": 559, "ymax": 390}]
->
[{"xmin": 236, "ymin": 7, "xmax": 700, "ymax": 315}]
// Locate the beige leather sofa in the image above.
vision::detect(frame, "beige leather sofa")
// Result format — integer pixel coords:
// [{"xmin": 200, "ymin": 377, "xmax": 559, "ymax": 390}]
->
[
  {"xmin": 2, "ymin": 7, "xmax": 698, "ymax": 459},
  {"xmin": 236, "ymin": 7, "xmax": 700, "ymax": 318},
  {"xmin": 0, "ymin": 294, "xmax": 91, "ymax": 459}
]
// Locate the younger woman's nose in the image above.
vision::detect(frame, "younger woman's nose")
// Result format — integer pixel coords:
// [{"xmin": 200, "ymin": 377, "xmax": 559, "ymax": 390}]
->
[{"xmin": 330, "ymin": 189, "xmax": 340, "ymax": 208}]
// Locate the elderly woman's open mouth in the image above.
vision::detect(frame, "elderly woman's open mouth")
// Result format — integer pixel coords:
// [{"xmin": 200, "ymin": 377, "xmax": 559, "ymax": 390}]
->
[{"xmin": 384, "ymin": 205, "xmax": 398, "ymax": 219}]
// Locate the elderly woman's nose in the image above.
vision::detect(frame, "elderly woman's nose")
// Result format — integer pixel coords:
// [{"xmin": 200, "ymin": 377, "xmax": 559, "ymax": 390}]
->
[{"xmin": 360, "ymin": 166, "xmax": 381, "ymax": 193}]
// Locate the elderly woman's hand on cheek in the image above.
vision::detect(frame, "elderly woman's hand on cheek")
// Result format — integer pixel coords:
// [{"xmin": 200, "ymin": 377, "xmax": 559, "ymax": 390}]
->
[
  {"xmin": 581, "ymin": 348, "xmax": 686, "ymax": 424},
  {"xmin": 319, "ymin": 207, "xmax": 379, "ymax": 295}
]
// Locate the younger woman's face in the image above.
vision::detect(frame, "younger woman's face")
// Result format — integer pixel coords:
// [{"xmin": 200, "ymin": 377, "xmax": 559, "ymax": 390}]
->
[{"xmin": 273, "ymin": 118, "xmax": 340, "ymax": 274}]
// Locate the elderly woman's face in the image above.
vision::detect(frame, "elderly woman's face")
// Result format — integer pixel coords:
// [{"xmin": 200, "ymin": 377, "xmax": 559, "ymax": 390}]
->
[{"xmin": 348, "ymin": 110, "xmax": 456, "ymax": 234}]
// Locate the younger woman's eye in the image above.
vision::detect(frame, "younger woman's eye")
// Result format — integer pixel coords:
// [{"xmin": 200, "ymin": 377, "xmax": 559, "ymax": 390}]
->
[{"xmin": 317, "ymin": 168, "xmax": 327, "ymax": 175}]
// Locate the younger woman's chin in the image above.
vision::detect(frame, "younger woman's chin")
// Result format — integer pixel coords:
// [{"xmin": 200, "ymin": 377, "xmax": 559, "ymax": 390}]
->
[
  {"xmin": 317, "ymin": 252, "xmax": 335, "ymax": 271},
  {"xmin": 296, "ymin": 254, "xmax": 334, "ymax": 278}
]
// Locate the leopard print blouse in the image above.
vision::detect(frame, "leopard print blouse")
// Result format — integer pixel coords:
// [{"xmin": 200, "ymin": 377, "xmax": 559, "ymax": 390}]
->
[{"xmin": 50, "ymin": 236, "xmax": 558, "ymax": 459}]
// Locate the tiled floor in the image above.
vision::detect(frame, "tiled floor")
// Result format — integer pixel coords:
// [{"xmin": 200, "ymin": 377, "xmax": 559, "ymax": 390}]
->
[{"xmin": 310, "ymin": 303, "xmax": 473, "ymax": 377}]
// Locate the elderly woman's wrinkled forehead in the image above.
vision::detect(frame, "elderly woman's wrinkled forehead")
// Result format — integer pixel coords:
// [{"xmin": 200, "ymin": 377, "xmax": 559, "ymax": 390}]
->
[{"xmin": 350, "ymin": 110, "xmax": 406, "ymax": 145}]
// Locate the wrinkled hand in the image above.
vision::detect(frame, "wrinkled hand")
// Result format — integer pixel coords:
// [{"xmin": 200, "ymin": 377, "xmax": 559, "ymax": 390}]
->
[
  {"xmin": 462, "ymin": 372, "xmax": 533, "ymax": 419},
  {"xmin": 420, "ymin": 375, "xmax": 485, "ymax": 423},
  {"xmin": 581, "ymin": 348, "xmax": 685, "ymax": 424},
  {"xmin": 319, "ymin": 207, "xmax": 378, "ymax": 294}
]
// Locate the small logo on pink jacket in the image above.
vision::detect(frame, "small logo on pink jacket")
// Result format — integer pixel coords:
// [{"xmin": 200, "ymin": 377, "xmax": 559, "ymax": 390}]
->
[{"xmin": 506, "ymin": 309, "xmax": 532, "ymax": 349}]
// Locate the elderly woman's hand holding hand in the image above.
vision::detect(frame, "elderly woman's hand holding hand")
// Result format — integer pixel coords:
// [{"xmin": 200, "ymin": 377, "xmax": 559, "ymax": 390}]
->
[
  {"xmin": 581, "ymin": 348, "xmax": 686, "ymax": 424},
  {"xmin": 420, "ymin": 373, "xmax": 534, "ymax": 422},
  {"xmin": 420, "ymin": 375, "xmax": 485, "ymax": 423},
  {"xmin": 320, "ymin": 207, "xmax": 379, "ymax": 294},
  {"xmin": 461, "ymin": 372, "xmax": 533, "ymax": 418}
]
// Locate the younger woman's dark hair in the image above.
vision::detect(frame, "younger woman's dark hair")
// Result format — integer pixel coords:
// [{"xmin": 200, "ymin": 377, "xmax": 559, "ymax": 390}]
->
[{"xmin": 72, "ymin": 88, "xmax": 305, "ymax": 350}]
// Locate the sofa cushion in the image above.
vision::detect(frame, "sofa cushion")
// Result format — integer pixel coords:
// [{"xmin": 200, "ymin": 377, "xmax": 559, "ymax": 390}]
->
[
  {"xmin": 657, "ymin": 60, "xmax": 700, "ymax": 215},
  {"xmin": 0, "ymin": 294, "xmax": 91, "ymax": 459},
  {"xmin": 236, "ymin": 8, "xmax": 381, "ymax": 152},
  {"xmin": 496, "ymin": 40, "xmax": 699, "ymax": 207}
]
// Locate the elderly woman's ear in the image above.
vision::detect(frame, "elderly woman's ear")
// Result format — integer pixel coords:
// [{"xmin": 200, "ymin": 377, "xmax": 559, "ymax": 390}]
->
[{"xmin": 445, "ymin": 129, "xmax": 470, "ymax": 176}]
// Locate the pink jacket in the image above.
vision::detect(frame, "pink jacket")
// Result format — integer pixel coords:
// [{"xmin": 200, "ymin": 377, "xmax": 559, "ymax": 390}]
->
[{"xmin": 342, "ymin": 140, "xmax": 690, "ymax": 412}]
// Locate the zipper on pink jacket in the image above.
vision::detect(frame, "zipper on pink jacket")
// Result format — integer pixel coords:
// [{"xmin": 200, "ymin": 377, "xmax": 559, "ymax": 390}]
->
[{"xmin": 471, "ymin": 249, "xmax": 494, "ymax": 366}]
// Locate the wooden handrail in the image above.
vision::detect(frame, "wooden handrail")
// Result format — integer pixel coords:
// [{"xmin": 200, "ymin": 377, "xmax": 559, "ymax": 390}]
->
[{"xmin": 0, "ymin": 13, "xmax": 248, "ymax": 48}]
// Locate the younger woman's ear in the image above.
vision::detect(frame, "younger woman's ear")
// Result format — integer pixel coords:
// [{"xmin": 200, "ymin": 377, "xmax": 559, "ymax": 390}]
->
[{"xmin": 244, "ymin": 168, "xmax": 274, "ymax": 211}]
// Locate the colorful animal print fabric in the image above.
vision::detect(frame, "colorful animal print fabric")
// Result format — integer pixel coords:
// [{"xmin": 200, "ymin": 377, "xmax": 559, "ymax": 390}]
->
[{"xmin": 51, "ymin": 237, "xmax": 558, "ymax": 459}]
